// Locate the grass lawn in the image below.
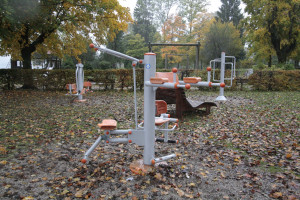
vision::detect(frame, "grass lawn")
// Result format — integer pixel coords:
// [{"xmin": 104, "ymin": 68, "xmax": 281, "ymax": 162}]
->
[{"xmin": 0, "ymin": 90, "xmax": 299, "ymax": 199}]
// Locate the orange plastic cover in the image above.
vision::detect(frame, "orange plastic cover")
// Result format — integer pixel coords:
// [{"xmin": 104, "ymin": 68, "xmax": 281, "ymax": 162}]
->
[
  {"xmin": 150, "ymin": 77, "xmax": 169, "ymax": 84},
  {"xmin": 155, "ymin": 72, "xmax": 178, "ymax": 83},
  {"xmin": 183, "ymin": 77, "xmax": 201, "ymax": 83},
  {"xmin": 155, "ymin": 118, "xmax": 170, "ymax": 126},
  {"xmin": 97, "ymin": 119, "xmax": 117, "ymax": 130},
  {"xmin": 66, "ymin": 83, "xmax": 77, "ymax": 90},
  {"xmin": 155, "ymin": 100, "xmax": 167, "ymax": 115},
  {"xmin": 84, "ymin": 81, "xmax": 92, "ymax": 87}
]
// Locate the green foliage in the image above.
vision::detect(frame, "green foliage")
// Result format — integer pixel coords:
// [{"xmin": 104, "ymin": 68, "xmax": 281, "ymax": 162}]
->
[
  {"xmin": 123, "ymin": 34, "xmax": 149, "ymax": 59},
  {"xmin": 0, "ymin": 0, "xmax": 132, "ymax": 68},
  {"xmin": 216, "ymin": 0, "xmax": 244, "ymax": 27},
  {"xmin": 201, "ymin": 20, "xmax": 244, "ymax": 63},
  {"xmin": 133, "ymin": 0, "xmax": 157, "ymax": 44},
  {"xmin": 177, "ymin": 0, "xmax": 207, "ymax": 35},
  {"xmin": 242, "ymin": 0, "xmax": 299, "ymax": 64}
]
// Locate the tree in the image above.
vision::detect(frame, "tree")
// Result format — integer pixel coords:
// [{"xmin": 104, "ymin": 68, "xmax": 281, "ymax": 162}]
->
[
  {"xmin": 152, "ymin": 0, "xmax": 178, "ymax": 42},
  {"xmin": 216, "ymin": 0, "xmax": 244, "ymax": 27},
  {"xmin": 124, "ymin": 34, "xmax": 149, "ymax": 59},
  {"xmin": 202, "ymin": 20, "xmax": 244, "ymax": 63},
  {"xmin": 133, "ymin": 0, "xmax": 157, "ymax": 44},
  {"xmin": 0, "ymin": 0, "xmax": 132, "ymax": 88},
  {"xmin": 162, "ymin": 15, "xmax": 186, "ymax": 43},
  {"xmin": 178, "ymin": 0, "xmax": 208, "ymax": 35},
  {"xmin": 242, "ymin": 0, "xmax": 299, "ymax": 64}
]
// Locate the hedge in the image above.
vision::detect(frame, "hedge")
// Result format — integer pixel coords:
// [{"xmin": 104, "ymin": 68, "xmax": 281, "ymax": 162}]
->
[
  {"xmin": 248, "ymin": 70, "xmax": 300, "ymax": 91},
  {"xmin": 0, "ymin": 69, "xmax": 299, "ymax": 91}
]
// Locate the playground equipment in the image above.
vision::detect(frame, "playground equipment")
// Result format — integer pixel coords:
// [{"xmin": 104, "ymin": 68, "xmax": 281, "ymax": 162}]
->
[
  {"xmin": 81, "ymin": 44, "xmax": 231, "ymax": 173},
  {"xmin": 66, "ymin": 63, "xmax": 92, "ymax": 101},
  {"xmin": 209, "ymin": 53, "xmax": 236, "ymax": 101}
]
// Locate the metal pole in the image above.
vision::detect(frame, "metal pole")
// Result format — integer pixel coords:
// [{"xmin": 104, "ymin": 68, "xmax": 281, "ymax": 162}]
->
[
  {"xmin": 165, "ymin": 54, "xmax": 167, "ymax": 69},
  {"xmin": 143, "ymin": 53, "xmax": 156, "ymax": 165},
  {"xmin": 133, "ymin": 65, "xmax": 138, "ymax": 129},
  {"xmin": 76, "ymin": 63, "xmax": 84, "ymax": 100},
  {"xmin": 215, "ymin": 52, "xmax": 226, "ymax": 101}
]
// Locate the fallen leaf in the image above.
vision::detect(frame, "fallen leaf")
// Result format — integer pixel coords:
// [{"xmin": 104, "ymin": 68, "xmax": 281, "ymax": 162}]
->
[
  {"xmin": 0, "ymin": 160, "xmax": 7, "ymax": 165},
  {"xmin": 272, "ymin": 192, "xmax": 283, "ymax": 199},
  {"xmin": 154, "ymin": 173, "xmax": 163, "ymax": 181}
]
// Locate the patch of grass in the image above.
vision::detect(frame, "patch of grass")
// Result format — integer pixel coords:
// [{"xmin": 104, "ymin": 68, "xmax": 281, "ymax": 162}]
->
[{"xmin": 259, "ymin": 162, "xmax": 285, "ymax": 174}]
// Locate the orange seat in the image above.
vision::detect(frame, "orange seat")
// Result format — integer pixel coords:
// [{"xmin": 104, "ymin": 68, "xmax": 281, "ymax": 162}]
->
[
  {"xmin": 155, "ymin": 100, "xmax": 168, "ymax": 115},
  {"xmin": 183, "ymin": 77, "xmax": 201, "ymax": 83},
  {"xmin": 66, "ymin": 83, "xmax": 76, "ymax": 90},
  {"xmin": 97, "ymin": 119, "xmax": 117, "ymax": 130},
  {"xmin": 155, "ymin": 72, "xmax": 178, "ymax": 83},
  {"xmin": 84, "ymin": 82, "xmax": 92, "ymax": 87},
  {"xmin": 150, "ymin": 77, "xmax": 169, "ymax": 84},
  {"xmin": 155, "ymin": 118, "xmax": 170, "ymax": 126}
]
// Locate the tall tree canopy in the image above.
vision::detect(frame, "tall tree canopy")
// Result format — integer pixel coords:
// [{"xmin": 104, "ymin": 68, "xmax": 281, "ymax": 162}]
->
[
  {"xmin": 242, "ymin": 0, "xmax": 299, "ymax": 64},
  {"xmin": 0, "ymin": 0, "xmax": 132, "ymax": 87},
  {"xmin": 178, "ymin": 0, "xmax": 208, "ymax": 35},
  {"xmin": 133, "ymin": 0, "xmax": 157, "ymax": 44},
  {"xmin": 216, "ymin": 0, "xmax": 244, "ymax": 27},
  {"xmin": 152, "ymin": 0, "xmax": 178, "ymax": 42},
  {"xmin": 202, "ymin": 20, "xmax": 243, "ymax": 63}
]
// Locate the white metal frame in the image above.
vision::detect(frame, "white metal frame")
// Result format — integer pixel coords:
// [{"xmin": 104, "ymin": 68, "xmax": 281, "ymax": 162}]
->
[{"xmin": 82, "ymin": 44, "xmax": 230, "ymax": 166}]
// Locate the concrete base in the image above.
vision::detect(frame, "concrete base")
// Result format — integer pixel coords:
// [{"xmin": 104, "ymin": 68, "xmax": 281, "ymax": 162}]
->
[
  {"xmin": 215, "ymin": 96, "xmax": 227, "ymax": 101},
  {"xmin": 130, "ymin": 159, "xmax": 154, "ymax": 175},
  {"xmin": 129, "ymin": 159, "xmax": 169, "ymax": 175}
]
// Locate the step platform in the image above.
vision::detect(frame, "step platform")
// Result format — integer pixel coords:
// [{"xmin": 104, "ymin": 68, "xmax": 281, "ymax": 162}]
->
[{"xmin": 97, "ymin": 119, "xmax": 117, "ymax": 130}]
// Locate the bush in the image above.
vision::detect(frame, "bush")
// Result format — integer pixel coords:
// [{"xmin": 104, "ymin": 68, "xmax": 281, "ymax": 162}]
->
[
  {"xmin": 248, "ymin": 70, "xmax": 300, "ymax": 91},
  {"xmin": 1, "ymin": 68, "xmax": 299, "ymax": 91}
]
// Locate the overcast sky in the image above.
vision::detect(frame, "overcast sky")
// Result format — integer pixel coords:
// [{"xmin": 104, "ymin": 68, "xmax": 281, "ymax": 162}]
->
[{"xmin": 119, "ymin": 0, "xmax": 224, "ymax": 14}]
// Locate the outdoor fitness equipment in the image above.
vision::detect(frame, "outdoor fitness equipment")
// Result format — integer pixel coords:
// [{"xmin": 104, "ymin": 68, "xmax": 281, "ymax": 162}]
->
[
  {"xmin": 66, "ymin": 63, "xmax": 87, "ymax": 101},
  {"xmin": 81, "ymin": 44, "xmax": 231, "ymax": 173},
  {"xmin": 209, "ymin": 53, "xmax": 236, "ymax": 101}
]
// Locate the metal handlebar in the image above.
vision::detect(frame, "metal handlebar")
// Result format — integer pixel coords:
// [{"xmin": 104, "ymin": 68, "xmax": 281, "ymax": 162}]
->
[{"xmin": 89, "ymin": 43, "xmax": 140, "ymax": 62}]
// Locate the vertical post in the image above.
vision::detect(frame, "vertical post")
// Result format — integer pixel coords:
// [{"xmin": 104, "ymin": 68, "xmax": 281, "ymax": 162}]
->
[
  {"xmin": 196, "ymin": 41, "xmax": 200, "ymax": 70},
  {"xmin": 132, "ymin": 65, "xmax": 138, "ymax": 129},
  {"xmin": 148, "ymin": 42, "xmax": 152, "ymax": 52},
  {"xmin": 215, "ymin": 52, "xmax": 227, "ymax": 101},
  {"xmin": 165, "ymin": 54, "xmax": 167, "ymax": 69},
  {"xmin": 143, "ymin": 53, "xmax": 156, "ymax": 165},
  {"xmin": 76, "ymin": 63, "xmax": 84, "ymax": 100}
]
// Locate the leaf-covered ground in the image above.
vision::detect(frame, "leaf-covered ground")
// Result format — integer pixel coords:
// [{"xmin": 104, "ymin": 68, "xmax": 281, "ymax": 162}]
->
[{"xmin": 0, "ymin": 90, "xmax": 299, "ymax": 200}]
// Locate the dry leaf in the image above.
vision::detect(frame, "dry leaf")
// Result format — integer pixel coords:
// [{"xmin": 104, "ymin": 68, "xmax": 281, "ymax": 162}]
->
[
  {"xmin": 154, "ymin": 173, "xmax": 163, "ymax": 181},
  {"xmin": 272, "ymin": 192, "xmax": 283, "ymax": 199}
]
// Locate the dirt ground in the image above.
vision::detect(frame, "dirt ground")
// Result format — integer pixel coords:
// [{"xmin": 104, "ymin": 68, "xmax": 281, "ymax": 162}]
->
[{"xmin": 0, "ymin": 90, "xmax": 299, "ymax": 200}]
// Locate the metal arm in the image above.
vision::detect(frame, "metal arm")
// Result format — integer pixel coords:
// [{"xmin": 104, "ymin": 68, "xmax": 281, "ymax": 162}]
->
[{"xmin": 89, "ymin": 43, "xmax": 139, "ymax": 62}]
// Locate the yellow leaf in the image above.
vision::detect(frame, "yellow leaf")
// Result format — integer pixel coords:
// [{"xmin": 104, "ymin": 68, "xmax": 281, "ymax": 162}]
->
[
  {"xmin": 0, "ymin": 146, "xmax": 7, "ymax": 154},
  {"xmin": 189, "ymin": 183, "xmax": 196, "ymax": 187},
  {"xmin": 22, "ymin": 197, "xmax": 35, "ymax": 200},
  {"xmin": 154, "ymin": 173, "xmax": 163, "ymax": 181},
  {"xmin": 75, "ymin": 190, "xmax": 84, "ymax": 198},
  {"xmin": 61, "ymin": 189, "xmax": 69, "ymax": 195},
  {"xmin": 0, "ymin": 160, "xmax": 8, "ymax": 165}
]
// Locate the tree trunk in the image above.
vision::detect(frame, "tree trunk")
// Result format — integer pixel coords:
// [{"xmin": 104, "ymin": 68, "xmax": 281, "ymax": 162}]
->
[
  {"xmin": 268, "ymin": 55, "xmax": 272, "ymax": 68},
  {"xmin": 21, "ymin": 47, "xmax": 35, "ymax": 89},
  {"xmin": 277, "ymin": 52, "xmax": 287, "ymax": 64}
]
